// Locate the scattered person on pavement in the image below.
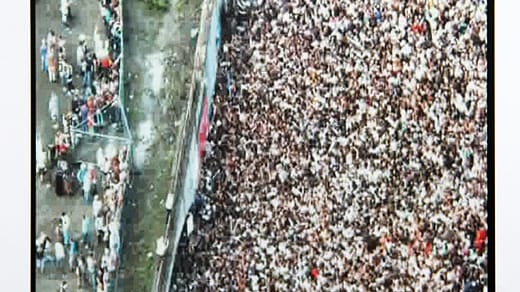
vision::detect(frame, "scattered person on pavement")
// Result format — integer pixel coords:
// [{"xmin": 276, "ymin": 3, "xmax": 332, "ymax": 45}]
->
[
  {"xmin": 55, "ymin": 240, "xmax": 66, "ymax": 272},
  {"xmin": 60, "ymin": 212, "xmax": 71, "ymax": 246},
  {"xmin": 41, "ymin": 39, "xmax": 48, "ymax": 73},
  {"xmin": 82, "ymin": 214, "xmax": 92, "ymax": 246}
]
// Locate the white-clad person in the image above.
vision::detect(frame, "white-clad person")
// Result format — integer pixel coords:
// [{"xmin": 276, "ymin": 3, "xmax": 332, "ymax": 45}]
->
[
  {"xmin": 92, "ymin": 194, "xmax": 103, "ymax": 218},
  {"xmin": 77, "ymin": 35, "xmax": 86, "ymax": 69},
  {"xmin": 60, "ymin": 0, "xmax": 71, "ymax": 28},
  {"xmin": 61, "ymin": 212, "xmax": 71, "ymax": 246},
  {"xmin": 95, "ymin": 214, "xmax": 106, "ymax": 247},
  {"xmin": 55, "ymin": 240, "xmax": 66, "ymax": 272},
  {"xmin": 86, "ymin": 252, "xmax": 97, "ymax": 288}
]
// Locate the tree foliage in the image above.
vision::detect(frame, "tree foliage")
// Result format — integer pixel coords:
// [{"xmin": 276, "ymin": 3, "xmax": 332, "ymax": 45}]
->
[{"xmin": 142, "ymin": 0, "xmax": 169, "ymax": 11}]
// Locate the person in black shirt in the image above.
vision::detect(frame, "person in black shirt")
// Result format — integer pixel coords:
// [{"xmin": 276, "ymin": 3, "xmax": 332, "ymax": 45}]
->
[
  {"xmin": 66, "ymin": 71, "xmax": 74, "ymax": 91},
  {"xmin": 82, "ymin": 52, "xmax": 94, "ymax": 91},
  {"xmin": 71, "ymin": 94, "xmax": 82, "ymax": 115}
]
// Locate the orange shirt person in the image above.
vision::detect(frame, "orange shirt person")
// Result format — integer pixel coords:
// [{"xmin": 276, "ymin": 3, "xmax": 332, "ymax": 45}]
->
[{"xmin": 474, "ymin": 228, "xmax": 487, "ymax": 253}]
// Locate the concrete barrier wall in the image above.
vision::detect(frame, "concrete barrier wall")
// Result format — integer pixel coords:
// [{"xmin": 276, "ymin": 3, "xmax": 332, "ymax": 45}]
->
[{"xmin": 152, "ymin": 0, "xmax": 223, "ymax": 290}]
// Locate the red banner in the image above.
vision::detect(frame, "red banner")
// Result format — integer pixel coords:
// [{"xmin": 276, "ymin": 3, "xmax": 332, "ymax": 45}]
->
[{"xmin": 199, "ymin": 96, "xmax": 210, "ymax": 158}]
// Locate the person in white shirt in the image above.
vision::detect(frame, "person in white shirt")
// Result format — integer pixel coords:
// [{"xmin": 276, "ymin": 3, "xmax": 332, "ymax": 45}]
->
[
  {"xmin": 109, "ymin": 225, "xmax": 120, "ymax": 254},
  {"xmin": 95, "ymin": 215, "xmax": 105, "ymax": 246},
  {"xmin": 58, "ymin": 281, "xmax": 68, "ymax": 292},
  {"xmin": 61, "ymin": 212, "xmax": 71, "ymax": 246},
  {"xmin": 83, "ymin": 172, "xmax": 92, "ymax": 203},
  {"xmin": 92, "ymin": 195, "xmax": 103, "ymax": 218},
  {"xmin": 76, "ymin": 256, "xmax": 86, "ymax": 288},
  {"xmin": 101, "ymin": 248, "xmax": 110, "ymax": 270},
  {"xmin": 60, "ymin": 0, "xmax": 71, "ymax": 27},
  {"xmin": 86, "ymin": 253, "xmax": 97, "ymax": 288},
  {"xmin": 55, "ymin": 241, "xmax": 66, "ymax": 271},
  {"xmin": 108, "ymin": 249, "xmax": 118, "ymax": 273},
  {"xmin": 77, "ymin": 38, "xmax": 86, "ymax": 69}
]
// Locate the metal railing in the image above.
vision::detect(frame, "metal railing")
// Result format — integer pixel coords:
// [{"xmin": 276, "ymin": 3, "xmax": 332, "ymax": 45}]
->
[
  {"xmin": 72, "ymin": 0, "xmax": 130, "ymax": 291},
  {"xmin": 114, "ymin": 1, "xmax": 130, "ymax": 291}
]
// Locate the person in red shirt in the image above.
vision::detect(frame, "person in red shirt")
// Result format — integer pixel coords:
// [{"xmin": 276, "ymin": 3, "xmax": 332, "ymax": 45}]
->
[
  {"xmin": 55, "ymin": 131, "xmax": 69, "ymax": 156},
  {"xmin": 100, "ymin": 57, "xmax": 111, "ymax": 69},
  {"xmin": 412, "ymin": 23, "xmax": 426, "ymax": 34},
  {"xmin": 99, "ymin": 56, "xmax": 112, "ymax": 78},
  {"xmin": 425, "ymin": 241, "xmax": 432, "ymax": 257},
  {"xmin": 310, "ymin": 267, "xmax": 319, "ymax": 280},
  {"xmin": 88, "ymin": 165, "xmax": 97, "ymax": 185},
  {"xmin": 474, "ymin": 228, "xmax": 487, "ymax": 253}
]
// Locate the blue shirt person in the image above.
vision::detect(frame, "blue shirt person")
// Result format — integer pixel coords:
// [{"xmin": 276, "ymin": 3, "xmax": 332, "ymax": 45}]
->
[
  {"xmin": 375, "ymin": 8, "xmax": 382, "ymax": 23},
  {"xmin": 40, "ymin": 39, "xmax": 48, "ymax": 72},
  {"xmin": 82, "ymin": 215, "xmax": 92, "ymax": 245},
  {"xmin": 68, "ymin": 239, "xmax": 79, "ymax": 269},
  {"xmin": 77, "ymin": 163, "xmax": 87, "ymax": 184}
]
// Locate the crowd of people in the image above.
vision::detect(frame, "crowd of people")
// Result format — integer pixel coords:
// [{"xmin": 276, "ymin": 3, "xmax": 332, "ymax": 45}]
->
[
  {"xmin": 37, "ymin": 0, "xmax": 127, "ymax": 291},
  {"xmin": 40, "ymin": 0, "xmax": 123, "ymax": 164},
  {"xmin": 176, "ymin": 0, "xmax": 488, "ymax": 290},
  {"xmin": 36, "ymin": 145, "xmax": 129, "ymax": 291}
]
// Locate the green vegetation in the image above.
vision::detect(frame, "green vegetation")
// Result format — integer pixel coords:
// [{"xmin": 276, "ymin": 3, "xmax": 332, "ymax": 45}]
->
[
  {"xmin": 175, "ymin": 0, "xmax": 203, "ymax": 18},
  {"xmin": 140, "ymin": 0, "xmax": 202, "ymax": 13},
  {"xmin": 120, "ymin": 0, "xmax": 202, "ymax": 289},
  {"xmin": 123, "ymin": 70, "xmax": 189, "ymax": 291},
  {"xmin": 142, "ymin": 0, "xmax": 170, "ymax": 11},
  {"xmin": 123, "ymin": 149, "xmax": 174, "ymax": 292}
]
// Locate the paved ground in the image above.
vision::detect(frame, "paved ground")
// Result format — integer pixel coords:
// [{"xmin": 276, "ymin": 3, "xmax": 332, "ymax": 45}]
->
[{"xmin": 34, "ymin": 0, "xmax": 107, "ymax": 291}]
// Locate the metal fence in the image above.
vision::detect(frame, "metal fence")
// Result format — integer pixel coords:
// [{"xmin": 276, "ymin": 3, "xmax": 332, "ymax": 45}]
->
[
  {"xmin": 115, "ymin": 1, "xmax": 130, "ymax": 291},
  {"xmin": 68, "ymin": 0, "xmax": 131, "ymax": 291}
]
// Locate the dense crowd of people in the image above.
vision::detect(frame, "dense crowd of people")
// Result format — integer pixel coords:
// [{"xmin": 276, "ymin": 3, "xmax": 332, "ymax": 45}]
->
[
  {"xmin": 176, "ymin": 0, "xmax": 488, "ymax": 290},
  {"xmin": 36, "ymin": 0, "xmax": 127, "ymax": 291}
]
